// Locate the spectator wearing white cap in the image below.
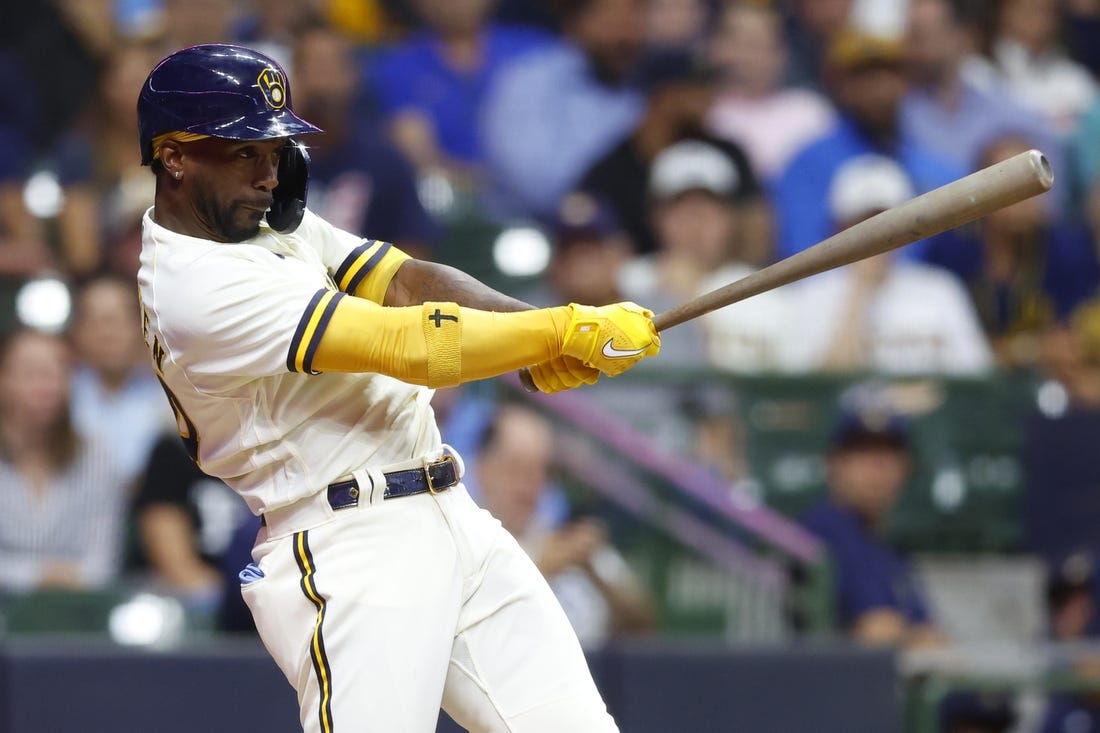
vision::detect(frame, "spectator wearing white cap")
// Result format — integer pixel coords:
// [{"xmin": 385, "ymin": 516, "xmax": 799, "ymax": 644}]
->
[
  {"xmin": 787, "ymin": 154, "xmax": 994, "ymax": 375},
  {"xmin": 617, "ymin": 139, "xmax": 794, "ymax": 371}
]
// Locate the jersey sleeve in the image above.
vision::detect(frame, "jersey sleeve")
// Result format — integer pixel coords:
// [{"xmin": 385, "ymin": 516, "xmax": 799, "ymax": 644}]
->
[
  {"xmin": 155, "ymin": 246, "xmax": 350, "ymax": 381},
  {"xmin": 295, "ymin": 209, "xmax": 410, "ymax": 304}
]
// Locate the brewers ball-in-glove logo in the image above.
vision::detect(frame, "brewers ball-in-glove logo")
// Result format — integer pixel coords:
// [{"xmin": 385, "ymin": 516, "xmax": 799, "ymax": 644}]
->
[{"xmin": 257, "ymin": 67, "xmax": 287, "ymax": 109}]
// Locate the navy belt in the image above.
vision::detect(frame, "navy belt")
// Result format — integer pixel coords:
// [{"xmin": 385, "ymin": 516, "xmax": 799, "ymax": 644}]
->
[{"xmin": 326, "ymin": 454, "xmax": 459, "ymax": 510}]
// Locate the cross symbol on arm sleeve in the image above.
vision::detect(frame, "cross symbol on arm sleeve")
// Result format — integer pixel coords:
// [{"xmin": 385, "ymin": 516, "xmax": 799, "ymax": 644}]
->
[{"xmin": 429, "ymin": 308, "xmax": 459, "ymax": 328}]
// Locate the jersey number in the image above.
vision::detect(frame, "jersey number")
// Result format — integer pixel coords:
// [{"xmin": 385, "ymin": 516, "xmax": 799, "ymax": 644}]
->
[
  {"xmin": 143, "ymin": 304, "xmax": 201, "ymax": 464},
  {"xmin": 156, "ymin": 375, "xmax": 200, "ymax": 465}
]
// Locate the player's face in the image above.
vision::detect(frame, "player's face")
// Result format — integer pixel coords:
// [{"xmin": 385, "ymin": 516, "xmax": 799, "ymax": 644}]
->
[{"xmin": 180, "ymin": 137, "xmax": 286, "ymax": 242}]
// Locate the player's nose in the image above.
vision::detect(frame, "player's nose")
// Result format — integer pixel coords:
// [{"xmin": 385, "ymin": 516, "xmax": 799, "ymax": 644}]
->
[{"xmin": 254, "ymin": 155, "xmax": 279, "ymax": 192}]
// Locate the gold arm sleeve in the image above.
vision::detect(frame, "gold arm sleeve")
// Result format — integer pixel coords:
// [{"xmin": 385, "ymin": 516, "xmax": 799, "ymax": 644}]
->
[
  {"xmin": 311, "ymin": 295, "xmax": 571, "ymax": 387},
  {"xmin": 332, "ymin": 241, "xmax": 411, "ymax": 303}
]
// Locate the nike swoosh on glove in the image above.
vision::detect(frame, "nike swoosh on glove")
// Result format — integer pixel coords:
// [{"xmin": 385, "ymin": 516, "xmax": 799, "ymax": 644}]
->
[{"xmin": 561, "ymin": 302, "xmax": 661, "ymax": 377}]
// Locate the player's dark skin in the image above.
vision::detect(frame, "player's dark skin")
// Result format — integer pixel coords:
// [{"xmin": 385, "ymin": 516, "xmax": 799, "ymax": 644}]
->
[{"xmin": 154, "ymin": 135, "xmax": 530, "ymax": 313}]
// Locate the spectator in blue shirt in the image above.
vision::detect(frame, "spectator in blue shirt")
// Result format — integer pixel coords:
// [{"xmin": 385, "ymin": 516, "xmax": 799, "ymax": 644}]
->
[
  {"xmin": 480, "ymin": 0, "xmax": 647, "ymax": 220},
  {"xmin": 370, "ymin": 0, "xmax": 552, "ymax": 183},
  {"xmin": 901, "ymin": 0, "xmax": 1059, "ymax": 190},
  {"xmin": 801, "ymin": 403, "xmax": 947, "ymax": 647},
  {"xmin": 773, "ymin": 26, "xmax": 963, "ymax": 262},
  {"xmin": 292, "ymin": 23, "xmax": 440, "ymax": 257}
]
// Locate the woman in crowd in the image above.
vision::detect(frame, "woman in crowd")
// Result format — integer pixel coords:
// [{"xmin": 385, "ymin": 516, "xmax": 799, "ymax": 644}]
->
[{"xmin": 0, "ymin": 327, "xmax": 128, "ymax": 592}]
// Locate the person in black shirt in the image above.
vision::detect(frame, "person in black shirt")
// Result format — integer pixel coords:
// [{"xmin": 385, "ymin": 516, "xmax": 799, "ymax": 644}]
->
[
  {"xmin": 132, "ymin": 431, "xmax": 248, "ymax": 616},
  {"xmin": 579, "ymin": 49, "xmax": 767, "ymax": 262}
]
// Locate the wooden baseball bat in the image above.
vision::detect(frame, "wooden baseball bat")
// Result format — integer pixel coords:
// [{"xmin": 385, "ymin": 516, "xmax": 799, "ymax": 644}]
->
[{"xmin": 520, "ymin": 148, "xmax": 1054, "ymax": 392}]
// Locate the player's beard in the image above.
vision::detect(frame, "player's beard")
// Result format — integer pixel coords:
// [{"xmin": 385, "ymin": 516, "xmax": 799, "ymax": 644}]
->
[{"xmin": 194, "ymin": 189, "xmax": 264, "ymax": 242}]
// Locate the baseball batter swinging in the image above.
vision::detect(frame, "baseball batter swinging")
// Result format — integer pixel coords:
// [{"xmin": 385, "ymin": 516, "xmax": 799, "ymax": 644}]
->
[{"xmin": 136, "ymin": 44, "xmax": 658, "ymax": 732}]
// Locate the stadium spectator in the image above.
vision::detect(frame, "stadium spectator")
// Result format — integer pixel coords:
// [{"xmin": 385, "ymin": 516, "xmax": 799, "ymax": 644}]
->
[
  {"xmin": 705, "ymin": 0, "xmax": 835, "ymax": 184},
  {"xmin": 132, "ymin": 431, "xmax": 248, "ymax": 615},
  {"xmin": 0, "ymin": 327, "xmax": 129, "ymax": 592},
  {"xmin": 1044, "ymin": 295, "xmax": 1100, "ymax": 408},
  {"xmin": 7, "ymin": 2, "xmax": 106, "ymax": 155},
  {"xmin": 800, "ymin": 400, "xmax": 948, "ymax": 648},
  {"xmin": 69, "ymin": 274, "xmax": 172, "ymax": 484},
  {"xmin": 773, "ymin": 25, "xmax": 962, "ymax": 262},
  {"xmin": 1063, "ymin": 0, "xmax": 1100, "ymax": 79},
  {"xmin": 782, "ymin": 0, "xmax": 855, "ymax": 89},
  {"xmin": 0, "ymin": 50, "xmax": 52, "ymax": 288},
  {"xmin": 151, "ymin": 0, "xmax": 244, "ymax": 55},
  {"xmin": 924, "ymin": 135, "xmax": 1100, "ymax": 370},
  {"xmin": 900, "ymin": 0, "xmax": 1058, "ymax": 183},
  {"xmin": 787, "ymin": 154, "xmax": 994, "ymax": 375},
  {"xmin": 964, "ymin": 0, "xmax": 1096, "ymax": 139},
  {"xmin": 321, "ymin": 0, "xmax": 394, "ymax": 44},
  {"xmin": 236, "ymin": 0, "xmax": 325, "ymax": 68},
  {"xmin": 677, "ymin": 382, "xmax": 758, "ymax": 496},
  {"xmin": 520, "ymin": 191, "xmax": 631, "ymax": 308},
  {"xmin": 579, "ymin": 48, "xmax": 767, "ymax": 261},
  {"xmin": 480, "ymin": 0, "xmax": 646, "ymax": 220},
  {"xmin": 1037, "ymin": 551, "xmax": 1100, "ymax": 733},
  {"xmin": 292, "ymin": 22, "xmax": 440, "ymax": 256},
  {"xmin": 471, "ymin": 403, "xmax": 656, "ymax": 646},
  {"xmin": 50, "ymin": 41, "xmax": 161, "ymax": 278},
  {"xmin": 369, "ymin": 0, "xmax": 552, "ymax": 184},
  {"xmin": 645, "ymin": 0, "xmax": 710, "ymax": 51},
  {"xmin": 615, "ymin": 139, "xmax": 787, "ymax": 371},
  {"xmin": 1069, "ymin": 95, "xmax": 1100, "ymax": 231}
]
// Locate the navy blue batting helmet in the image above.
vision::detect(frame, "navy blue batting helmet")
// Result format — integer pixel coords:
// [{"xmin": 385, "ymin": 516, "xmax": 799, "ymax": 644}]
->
[{"xmin": 137, "ymin": 44, "xmax": 321, "ymax": 165}]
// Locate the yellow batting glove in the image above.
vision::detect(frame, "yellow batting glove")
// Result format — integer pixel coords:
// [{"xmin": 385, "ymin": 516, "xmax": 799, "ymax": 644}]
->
[
  {"xmin": 527, "ymin": 355, "xmax": 601, "ymax": 393},
  {"xmin": 562, "ymin": 302, "xmax": 661, "ymax": 377}
]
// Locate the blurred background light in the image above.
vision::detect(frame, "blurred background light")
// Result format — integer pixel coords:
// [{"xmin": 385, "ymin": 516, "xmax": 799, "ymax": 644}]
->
[
  {"xmin": 22, "ymin": 170, "xmax": 65, "ymax": 219},
  {"xmin": 15, "ymin": 276, "xmax": 72, "ymax": 333},
  {"xmin": 492, "ymin": 226, "xmax": 551, "ymax": 278},
  {"xmin": 108, "ymin": 593, "xmax": 186, "ymax": 649}
]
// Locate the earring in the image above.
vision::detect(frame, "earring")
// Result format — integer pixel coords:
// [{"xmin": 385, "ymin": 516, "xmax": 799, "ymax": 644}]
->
[{"xmin": 174, "ymin": 171, "xmax": 182, "ymax": 179}]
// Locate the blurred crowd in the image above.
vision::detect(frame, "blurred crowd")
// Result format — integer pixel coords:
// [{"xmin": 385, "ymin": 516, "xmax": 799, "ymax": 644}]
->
[{"xmin": 5, "ymin": 0, "xmax": 1100, "ymax": 728}]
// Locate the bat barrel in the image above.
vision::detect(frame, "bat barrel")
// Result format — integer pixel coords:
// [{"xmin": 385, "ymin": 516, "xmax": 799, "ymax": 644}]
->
[{"xmin": 652, "ymin": 148, "xmax": 1053, "ymax": 332}]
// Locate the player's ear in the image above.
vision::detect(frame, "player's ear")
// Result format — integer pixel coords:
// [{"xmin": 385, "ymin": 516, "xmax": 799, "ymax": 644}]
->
[{"xmin": 160, "ymin": 141, "xmax": 185, "ymax": 181}]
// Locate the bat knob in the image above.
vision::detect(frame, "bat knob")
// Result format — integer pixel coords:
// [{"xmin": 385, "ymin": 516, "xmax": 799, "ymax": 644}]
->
[{"xmin": 518, "ymin": 367, "xmax": 539, "ymax": 393}]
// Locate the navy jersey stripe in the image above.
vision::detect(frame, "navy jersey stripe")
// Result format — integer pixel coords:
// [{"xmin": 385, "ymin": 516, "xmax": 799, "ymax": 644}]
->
[
  {"xmin": 345, "ymin": 241, "xmax": 392, "ymax": 295},
  {"xmin": 302, "ymin": 291, "xmax": 345, "ymax": 374},
  {"xmin": 333, "ymin": 240, "xmax": 373, "ymax": 286},
  {"xmin": 287, "ymin": 289, "xmax": 329, "ymax": 373}
]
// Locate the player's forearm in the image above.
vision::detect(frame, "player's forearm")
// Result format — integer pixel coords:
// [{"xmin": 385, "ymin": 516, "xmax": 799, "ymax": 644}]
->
[
  {"xmin": 385, "ymin": 259, "xmax": 532, "ymax": 312},
  {"xmin": 312, "ymin": 295, "xmax": 569, "ymax": 386}
]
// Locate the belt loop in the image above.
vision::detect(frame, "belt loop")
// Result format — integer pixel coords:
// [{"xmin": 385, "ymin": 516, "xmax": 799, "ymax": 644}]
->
[{"xmin": 360, "ymin": 467, "xmax": 386, "ymax": 506}]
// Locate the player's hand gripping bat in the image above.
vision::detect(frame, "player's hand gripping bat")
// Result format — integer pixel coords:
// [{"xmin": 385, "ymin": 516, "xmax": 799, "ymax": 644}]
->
[{"xmin": 520, "ymin": 148, "xmax": 1054, "ymax": 392}]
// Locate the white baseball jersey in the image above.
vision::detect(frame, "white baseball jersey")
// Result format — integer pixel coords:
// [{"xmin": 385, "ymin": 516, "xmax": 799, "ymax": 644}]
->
[{"xmin": 137, "ymin": 207, "xmax": 441, "ymax": 515}]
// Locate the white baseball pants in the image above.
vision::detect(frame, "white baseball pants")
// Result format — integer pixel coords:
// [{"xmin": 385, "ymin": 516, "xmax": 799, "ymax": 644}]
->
[{"xmin": 242, "ymin": 478, "xmax": 618, "ymax": 733}]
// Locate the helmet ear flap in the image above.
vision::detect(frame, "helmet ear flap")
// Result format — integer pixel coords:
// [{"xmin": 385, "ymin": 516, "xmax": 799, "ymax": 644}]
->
[{"xmin": 267, "ymin": 139, "xmax": 310, "ymax": 233}]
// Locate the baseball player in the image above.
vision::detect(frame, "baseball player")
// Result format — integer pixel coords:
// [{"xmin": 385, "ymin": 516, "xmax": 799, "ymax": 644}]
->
[{"xmin": 136, "ymin": 44, "xmax": 659, "ymax": 733}]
